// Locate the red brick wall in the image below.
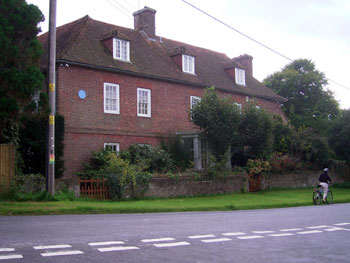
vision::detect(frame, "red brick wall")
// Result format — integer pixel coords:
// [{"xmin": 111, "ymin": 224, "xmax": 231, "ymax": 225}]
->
[
  {"xmin": 57, "ymin": 65, "xmax": 285, "ymax": 178},
  {"xmin": 101, "ymin": 38, "xmax": 113, "ymax": 56}
]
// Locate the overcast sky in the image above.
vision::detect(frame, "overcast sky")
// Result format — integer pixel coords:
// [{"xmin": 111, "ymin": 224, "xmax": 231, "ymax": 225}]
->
[{"xmin": 27, "ymin": 0, "xmax": 350, "ymax": 109}]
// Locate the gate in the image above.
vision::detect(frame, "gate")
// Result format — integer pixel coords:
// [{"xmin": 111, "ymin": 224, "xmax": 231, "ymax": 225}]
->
[
  {"xmin": 80, "ymin": 178, "xmax": 109, "ymax": 200},
  {"xmin": 249, "ymin": 174, "xmax": 261, "ymax": 192},
  {"xmin": 0, "ymin": 144, "xmax": 15, "ymax": 194}
]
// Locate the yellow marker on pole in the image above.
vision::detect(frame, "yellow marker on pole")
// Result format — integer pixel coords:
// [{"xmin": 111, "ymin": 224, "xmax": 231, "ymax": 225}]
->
[
  {"xmin": 49, "ymin": 115, "xmax": 55, "ymax": 125},
  {"xmin": 49, "ymin": 83, "xmax": 55, "ymax": 92}
]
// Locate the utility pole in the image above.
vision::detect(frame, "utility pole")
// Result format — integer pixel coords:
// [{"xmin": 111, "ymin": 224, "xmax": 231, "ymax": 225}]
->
[{"xmin": 46, "ymin": 0, "xmax": 57, "ymax": 195}]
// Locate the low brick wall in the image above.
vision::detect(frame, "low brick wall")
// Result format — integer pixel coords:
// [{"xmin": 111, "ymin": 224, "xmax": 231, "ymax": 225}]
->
[
  {"xmin": 261, "ymin": 170, "xmax": 345, "ymax": 190},
  {"xmin": 143, "ymin": 170, "xmax": 346, "ymax": 198},
  {"xmin": 144, "ymin": 175, "xmax": 247, "ymax": 197}
]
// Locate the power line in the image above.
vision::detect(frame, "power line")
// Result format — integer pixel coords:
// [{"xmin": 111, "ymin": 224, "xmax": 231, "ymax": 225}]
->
[
  {"xmin": 120, "ymin": 0, "xmax": 138, "ymax": 11},
  {"xmin": 110, "ymin": 0, "xmax": 133, "ymax": 16},
  {"xmin": 181, "ymin": 0, "xmax": 350, "ymax": 91},
  {"xmin": 181, "ymin": 0, "xmax": 293, "ymax": 62},
  {"xmin": 105, "ymin": 0, "xmax": 133, "ymax": 19}
]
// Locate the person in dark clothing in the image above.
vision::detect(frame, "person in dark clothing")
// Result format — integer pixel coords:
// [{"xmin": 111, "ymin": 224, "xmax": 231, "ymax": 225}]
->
[{"xmin": 319, "ymin": 168, "xmax": 332, "ymax": 201}]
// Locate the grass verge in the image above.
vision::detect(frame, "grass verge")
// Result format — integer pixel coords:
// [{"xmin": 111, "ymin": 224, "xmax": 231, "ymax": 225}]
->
[{"xmin": 1, "ymin": 187, "xmax": 350, "ymax": 216}]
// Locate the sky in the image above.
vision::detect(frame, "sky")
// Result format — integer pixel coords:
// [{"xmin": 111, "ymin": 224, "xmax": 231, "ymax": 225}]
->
[{"xmin": 27, "ymin": 0, "xmax": 350, "ymax": 109}]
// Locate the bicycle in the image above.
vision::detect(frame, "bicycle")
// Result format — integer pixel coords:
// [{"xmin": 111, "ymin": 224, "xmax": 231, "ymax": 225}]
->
[{"xmin": 313, "ymin": 184, "xmax": 333, "ymax": 205}]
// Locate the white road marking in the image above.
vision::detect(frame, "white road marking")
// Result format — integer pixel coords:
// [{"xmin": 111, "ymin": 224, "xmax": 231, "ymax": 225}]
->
[
  {"xmin": 280, "ymin": 228, "xmax": 303, "ymax": 232},
  {"xmin": 324, "ymin": 227, "xmax": 348, "ymax": 232},
  {"xmin": 297, "ymin": 230, "xmax": 323, "ymax": 235},
  {"xmin": 98, "ymin": 246, "xmax": 139, "ymax": 252},
  {"xmin": 269, "ymin": 233, "xmax": 294, "ymax": 237},
  {"xmin": 154, "ymin": 242, "xmax": 190, "ymax": 248},
  {"xmin": 201, "ymin": 238, "xmax": 231, "ymax": 243},
  {"xmin": 88, "ymin": 241, "xmax": 125, "ymax": 246},
  {"xmin": 237, "ymin": 235, "xmax": 263, "ymax": 240},
  {"xmin": 188, "ymin": 234, "xmax": 215, "ymax": 239},
  {"xmin": 306, "ymin": 225, "xmax": 330, "ymax": 229},
  {"xmin": 141, "ymin": 237, "xmax": 175, "ymax": 243},
  {"xmin": 334, "ymin": 223, "xmax": 350, "ymax": 226},
  {"xmin": 41, "ymin": 250, "xmax": 84, "ymax": 257},
  {"xmin": 252, "ymin": 231, "xmax": 275, "ymax": 234},
  {"xmin": 222, "ymin": 232, "xmax": 246, "ymax": 236},
  {"xmin": 0, "ymin": 248, "xmax": 15, "ymax": 252},
  {"xmin": 34, "ymin": 244, "xmax": 72, "ymax": 250},
  {"xmin": 0, "ymin": 254, "xmax": 23, "ymax": 260}
]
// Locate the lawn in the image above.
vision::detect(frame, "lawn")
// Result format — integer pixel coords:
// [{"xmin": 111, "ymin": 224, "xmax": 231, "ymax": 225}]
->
[{"xmin": 1, "ymin": 187, "xmax": 350, "ymax": 216}]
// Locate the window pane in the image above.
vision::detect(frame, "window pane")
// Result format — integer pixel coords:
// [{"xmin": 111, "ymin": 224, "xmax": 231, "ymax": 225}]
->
[
  {"xmin": 104, "ymin": 83, "xmax": 119, "ymax": 114},
  {"xmin": 137, "ymin": 88, "xmax": 151, "ymax": 117}
]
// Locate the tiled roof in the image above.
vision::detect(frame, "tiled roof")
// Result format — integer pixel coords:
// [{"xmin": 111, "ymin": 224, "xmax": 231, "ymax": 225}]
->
[{"xmin": 38, "ymin": 15, "xmax": 285, "ymax": 102}]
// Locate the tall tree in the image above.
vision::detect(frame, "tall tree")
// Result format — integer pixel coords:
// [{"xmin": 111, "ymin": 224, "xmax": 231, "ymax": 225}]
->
[
  {"xmin": 191, "ymin": 87, "xmax": 241, "ymax": 162},
  {"xmin": 263, "ymin": 59, "xmax": 339, "ymax": 132},
  {"xmin": 238, "ymin": 103, "xmax": 273, "ymax": 160},
  {"xmin": 328, "ymin": 109, "xmax": 350, "ymax": 163},
  {"xmin": 0, "ymin": 0, "xmax": 47, "ymax": 144}
]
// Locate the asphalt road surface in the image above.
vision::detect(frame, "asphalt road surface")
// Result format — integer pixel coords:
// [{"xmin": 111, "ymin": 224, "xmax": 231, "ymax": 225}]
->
[{"xmin": 1, "ymin": 203, "xmax": 349, "ymax": 263}]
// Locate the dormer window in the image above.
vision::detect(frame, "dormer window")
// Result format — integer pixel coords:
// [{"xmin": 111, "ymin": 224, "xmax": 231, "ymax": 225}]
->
[
  {"xmin": 113, "ymin": 38, "xmax": 130, "ymax": 62},
  {"xmin": 182, "ymin": 54, "xmax": 195, "ymax": 74},
  {"xmin": 235, "ymin": 68, "xmax": 246, "ymax": 86}
]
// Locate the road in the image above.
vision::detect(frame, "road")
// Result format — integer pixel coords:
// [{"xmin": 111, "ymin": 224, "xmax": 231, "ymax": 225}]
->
[{"xmin": 0, "ymin": 204, "xmax": 349, "ymax": 263}]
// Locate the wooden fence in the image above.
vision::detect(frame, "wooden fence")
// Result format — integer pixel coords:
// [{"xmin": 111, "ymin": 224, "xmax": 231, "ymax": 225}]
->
[
  {"xmin": 0, "ymin": 144, "xmax": 15, "ymax": 194},
  {"xmin": 80, "ymin": 178, "xmax": 109, "ymax": 200}
]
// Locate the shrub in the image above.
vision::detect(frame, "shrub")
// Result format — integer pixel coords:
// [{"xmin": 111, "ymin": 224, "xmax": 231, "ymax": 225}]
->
[
  {"xmin": 269, "ymin": 153, "xmax": 299, "ymax": 173},
  {"xmin": 78, "ymin": 148, "xmax": 153, "ymax": 199},
  {"xmin": 245, "ymin": 159, "xmax": 271, "ymax": 175},
  {"xmin": 120, "ymin": 144, "xmax": 175, "ymax": 174},
  {"xmin": 159, "ymin": 134, "xmax": 192, "ymax": 171}
]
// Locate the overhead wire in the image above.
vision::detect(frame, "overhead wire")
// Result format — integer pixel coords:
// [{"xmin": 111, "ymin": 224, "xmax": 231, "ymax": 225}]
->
[
  {"xmin": 105, "ymin": 0, "xmax": 133, "ymax": 19},
  {"xmin": 181, "ymin": 0, "xmax": 350, "ymax": 91}
]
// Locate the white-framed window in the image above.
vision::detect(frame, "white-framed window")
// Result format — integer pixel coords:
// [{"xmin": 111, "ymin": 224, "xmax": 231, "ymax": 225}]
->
[
  {"xmin": 235, "ymin": 68, "xmax": 246, "ymax": 86},
  {"xmin": 104, "ymin": 83, "xmax": 120, "ymax": 114},
  {"xmin": 233, "ymin": 102, "xmax": 242, "ymax": 113},
  {"xmin": 190, "ymin": 96, "xmax": 201, "ymax": 110},
  {"xmin": 113, "ymin": 38, "xmax": 130, "ymax": 62},
  {"xmin": 182, "ymin": 54, "xmax": 195, "ymax": 74},
  {"xmin": 137, "ymin": 88, "xmax": 151, "ymax": 117},
  {"xmin": 104, "ymin": 142, "xmax": 120, "ymax": 153}
]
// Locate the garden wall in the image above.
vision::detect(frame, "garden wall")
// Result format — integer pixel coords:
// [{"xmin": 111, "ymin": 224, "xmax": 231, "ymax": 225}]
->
[
  {"xmin": 142, "ymin": 170, "xmax": 347, "ymax": 198},
  {"xmin": 261, "ymin": 169, "xmax": 346, "ymax": 190},
  {"xmin": 143, "ymin": 175, "xmax": 247, "ymax": 197}
]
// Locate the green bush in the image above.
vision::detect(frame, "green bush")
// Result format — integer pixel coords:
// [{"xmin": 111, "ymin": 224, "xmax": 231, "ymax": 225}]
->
[
  {"xmin": 120, "ymin": 144, "xmax": 175, "ymax": 174},
  {"xmin": 159, "ymin": 135, "xmax": 192, "ymax": 171},
  {"xmin": 78, "ymin": 148, "xmax": 153, "ymax": 200}
]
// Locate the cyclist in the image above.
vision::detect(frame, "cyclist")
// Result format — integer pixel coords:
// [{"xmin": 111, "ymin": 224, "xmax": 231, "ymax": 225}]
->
[{"xmin": 318, "ymin": 168, "xmax": 332, "ymax": 202}]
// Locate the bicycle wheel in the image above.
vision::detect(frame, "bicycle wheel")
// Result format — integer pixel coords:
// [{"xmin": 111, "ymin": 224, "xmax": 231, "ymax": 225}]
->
[
  {"xmin": 326, "ymin": 191, "xmax": 333, "ymax": 204},
  {"xmin": 313, "ymin": 191, "xmax": 321, "ymax": 205}
]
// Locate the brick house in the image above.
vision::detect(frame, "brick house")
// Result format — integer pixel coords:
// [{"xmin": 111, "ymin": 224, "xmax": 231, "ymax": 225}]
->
[{"xmin": 39, "ymin": 6, "xmax": 286, "ymax": 179}]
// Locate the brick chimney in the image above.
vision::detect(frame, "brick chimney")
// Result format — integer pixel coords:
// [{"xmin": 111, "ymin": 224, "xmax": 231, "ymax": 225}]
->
[
  {"xmin": 232, "ymin": 54, "xmax": 253, "ymax": 75},
  {"xmin": 133, "ymin": 6, "xmax": 156, "ymax": 40}
]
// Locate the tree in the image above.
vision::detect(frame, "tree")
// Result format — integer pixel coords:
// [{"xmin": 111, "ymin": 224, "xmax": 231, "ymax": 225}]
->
[
  {"xmin": 263, "ymin": 59, "xmax": 339, "ymax": 132},
  {"xmin": 328, "ymin": 110, "xmax": 350, "ymax": 163},
  {"xmin": 18, "ymin": 114, "xmax": 65, "ymax": 178},
  {"xmin": 0, "ymin": 0, "xmax": 47, "ymax": 144},
  {"xmin": 238, "ymin": 103, "xmax": 273, "ymax": 160},
  {"xmin": 289, "ymin": 127, "xmax": 330, "ymax": 169},
  {"xmin": 191, "ymin": 87, "xmax": 241, "ymax": 162}
]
